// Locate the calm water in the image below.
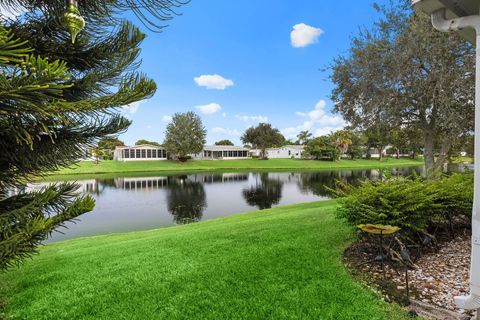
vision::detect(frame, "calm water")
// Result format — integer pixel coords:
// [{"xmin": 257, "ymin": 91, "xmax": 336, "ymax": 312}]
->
[{"xmin": 30, "ymin": 167, "xmax": 422, "ymax": 242}]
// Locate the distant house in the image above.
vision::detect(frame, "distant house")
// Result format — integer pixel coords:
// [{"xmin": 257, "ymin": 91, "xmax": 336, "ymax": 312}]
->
[
  {"xmin": 266, "ymin": 145, "xmax": 305, "ymax": 159},
  {"xmin": 190, "ymin": 145, "xmax": 249, "ymax": 160},
  {"xmin": 113, "ymin": 144, "xmax": 167, "ymax": 161},
  {"xmin": 78, "ymin": 145, "xmax": 95, "ymax": 161}
]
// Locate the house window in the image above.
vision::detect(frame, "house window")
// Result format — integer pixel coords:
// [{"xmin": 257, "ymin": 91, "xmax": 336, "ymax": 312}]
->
[
  {"xmin": 288, "ymin": 150, "xmax": 291, "ymax": 156},
  {"xmin": 136, "ymin": 149, "xmax": 141, "ymax": 158},
  {"xmin": 124, "ymin": 149, "xmax": 130, "ymax": 158},
  {"xmin": 141, "ymin": 149, "xmax": 146, "ymax": 158},
  {"xmin": 147, "ymin": 149, "xmax": 152, "ymax": 158},
  {"xmin": 152, "ymin": 149, "xmax": 157, "ymax": 158}
]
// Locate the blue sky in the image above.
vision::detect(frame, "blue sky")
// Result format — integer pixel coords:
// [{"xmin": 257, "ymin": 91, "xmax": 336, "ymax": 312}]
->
[{"xmin": 118, "ymin": 0, "xmax": 389, "ymax": 146}]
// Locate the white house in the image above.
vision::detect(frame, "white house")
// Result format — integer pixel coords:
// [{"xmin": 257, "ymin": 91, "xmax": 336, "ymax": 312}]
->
[
  {"xmin": 190, "ymin": 145, "xmax": 249, "ymax": 160},
  {"xmin": 266, "ymin": 145, "xmax": 305, "ymax": 159},
  {"xmin": 113, "ymin": 144, "xmax": 167, "ymax": 161}
]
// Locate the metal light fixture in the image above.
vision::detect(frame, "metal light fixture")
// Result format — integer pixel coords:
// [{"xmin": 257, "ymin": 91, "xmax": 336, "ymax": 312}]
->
[
  {"xmin": 413, "ymin": 0, "xmax": 480, "ymax": 312},
  {"xmin": 63, "ymin": 0, "xmax": 85, "ymax": 44}
]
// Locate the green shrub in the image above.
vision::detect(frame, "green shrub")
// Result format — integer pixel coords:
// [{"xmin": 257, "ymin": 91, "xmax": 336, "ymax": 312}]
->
[{"xmin": 335, "ymin": 173, "xmax": 473, "ymax": 244}]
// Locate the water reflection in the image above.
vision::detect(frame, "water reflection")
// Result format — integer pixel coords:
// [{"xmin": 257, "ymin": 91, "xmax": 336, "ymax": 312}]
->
[
  {"xmin": 166, "ymin": 175, "xmax": 206, "ymax": 224},
  {"xmin": 298, "ymin": 167, "xmax": 424, "ymax": 197},
  {"xmin": 28, "ymin": 167, "xmax": 423, "ymax": 242},
  {"xmin": 242, "ymin": 173, "xmax": 283, "ymax": 209}
]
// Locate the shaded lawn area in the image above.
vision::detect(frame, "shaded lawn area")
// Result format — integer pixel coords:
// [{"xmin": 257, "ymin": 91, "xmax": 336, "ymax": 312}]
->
[
  {"xmin": 50, "ymin": 157, "xmax": 424, "ymax": 177},
  {"xmin": 0, "ymin": 201, "xmax": 412, "ymax": 320}
]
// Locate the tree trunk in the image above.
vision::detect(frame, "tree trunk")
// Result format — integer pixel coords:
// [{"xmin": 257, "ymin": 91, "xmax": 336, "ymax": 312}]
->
[
  {"xmin": 378, "ymin": 147, "xmax": 384, "ymax": 161},
  {"xmin": 396, "ymin": 148, "xmax": 400, "ymax": 159},
  {"xmin": 261, "ymin": 148, "xmax": 267, "ymax": 160},
  {"xmin": 423, "ymin": 129, "xmax": 436, "ymax": 178},
  {"xmin": 423, "ymin": 128, "xmax": 453, "ymax": 178}
]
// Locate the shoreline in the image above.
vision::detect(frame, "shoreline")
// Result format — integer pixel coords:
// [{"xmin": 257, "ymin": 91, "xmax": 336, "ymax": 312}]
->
[{"xmin": 45, "ymin": 158, "xmax": 424, "ymax": 180}]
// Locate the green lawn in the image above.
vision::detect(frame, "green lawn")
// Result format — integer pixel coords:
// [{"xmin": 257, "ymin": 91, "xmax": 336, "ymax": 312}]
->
[
  {"xmin": 0, "ymin": 201, "xmax": 411, "ymax": 320},
  {"xmin": 50, "ymin": 157, "xmax": 424, "ymax": 176}
]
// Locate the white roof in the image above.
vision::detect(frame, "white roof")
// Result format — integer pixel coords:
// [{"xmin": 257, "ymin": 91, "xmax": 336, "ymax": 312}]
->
[
  {"xmin": 203, "ymin": 145, "xmax": 249, "ymax": 151},
  {"xmin": 267, "ymin": 145, "xmax": 304, "ymax": 151},
  {"xmin": 412, "ymin": 0, "xmax": 478, "ymax": 43},
  {"xmin": 115, "ymin": 144, "xmax": 165, "ymax": 150}
]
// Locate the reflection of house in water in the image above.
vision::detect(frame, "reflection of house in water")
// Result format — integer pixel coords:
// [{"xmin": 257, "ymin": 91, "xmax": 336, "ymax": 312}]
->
[
  {"xmin": 25, "ymin": 179, "xmax": 100, "ymax": 194},
  {"xmin": 114, "ymin": 177, "xmax": 169, "ymax": 191},
  {"xmin": 201, "ymin": 173, "xmax": 249, "ymax": 184}
]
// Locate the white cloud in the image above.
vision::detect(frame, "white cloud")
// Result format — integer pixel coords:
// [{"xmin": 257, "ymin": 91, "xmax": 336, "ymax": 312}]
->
[
  {"xmin": 222, "ymin": 112, "xmax": 227, "ymax": 118},
  {"xmin": 282, "ymin": 99, "xmax": 346, "ymax": 139},
  {"xmin": 235, "ymin": 114, "xmax": 268, "ymax": 123},
  {"xmin": 162, "ymin": 115, "xmax": 172, "ymax": 122},
  {"xmin": 290, "ymin": 23, "xmax": 323, "ymax": 48},
  {"xmin": 195, "ymin": 102, "xmax": 222, "ymax": 115},
  {"xmin": 211, "ymin": 127, "xmax": 241, "ymax": 137},
  {"xmin": 194, "ymin": 74, "xmax": 234, "ymax": 90},
  {"xmin": 122, "ymin": 101, "xmax": 142, "ymax": 116},
  {"xmin": 146, "ymin": 125, "xmax": 152, "ymax": 129}
]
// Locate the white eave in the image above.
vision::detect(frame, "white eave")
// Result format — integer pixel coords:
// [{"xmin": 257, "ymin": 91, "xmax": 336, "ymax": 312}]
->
[{"xmin": 413, "ymin": 0, "xmax": 479, "ymax": 43}]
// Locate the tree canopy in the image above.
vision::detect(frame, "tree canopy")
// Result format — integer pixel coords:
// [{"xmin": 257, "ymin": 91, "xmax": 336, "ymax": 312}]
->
[
  {"xmin": 304, "ymin": 136, "xmax": 339, "ymax": 161},
  {"xmin": 214, "ymin": 139, "xmax": 234, "ymax": 146},
  {"xmin": 241, "ymin": 123, "xmax": 285, "ymax": 159},
  {"xmin": 135, "ymin": 139, "xmax": 161, "ymax": 146},
  {"xmin": 98, "ymin": 137, "xmax": 125, "ymax": 150},
  {"xmin": 163, "ymin": 112, "xmax": 206, "ymax": 162}
]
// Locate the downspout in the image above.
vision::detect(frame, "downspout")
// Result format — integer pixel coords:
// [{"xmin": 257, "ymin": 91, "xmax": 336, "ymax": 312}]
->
[{"xmin": 431, "ymin": 9, "xmax": 480, "ymax": 311}]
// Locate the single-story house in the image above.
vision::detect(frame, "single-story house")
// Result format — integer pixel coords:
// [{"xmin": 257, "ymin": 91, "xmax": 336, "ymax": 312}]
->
[
  {"xmin": 113, "ymin": 144, "xmax": 167, "ymax": 161},
  {"xmin": 266, "ymin": 145, "xmax": 305, "ymax": 159},
  {"xmin": 190, "ymin": 145, "xmax": 249, "ymax": 160}
]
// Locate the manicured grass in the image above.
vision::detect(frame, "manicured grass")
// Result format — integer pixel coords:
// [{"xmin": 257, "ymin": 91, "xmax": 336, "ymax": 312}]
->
[
  {"xmin": 0, "ymin": 201, "xmax": 411, "ymax": 320},
  {"xmin": 452, "ymin": 156, "xmax": 473, "ymax": 163},
  {"xmin": 50, "ymin": 158, "xmax": 424, "ymax": 177}
]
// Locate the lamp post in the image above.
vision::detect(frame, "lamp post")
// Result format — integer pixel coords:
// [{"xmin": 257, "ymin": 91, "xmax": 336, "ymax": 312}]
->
[{"xmin": 413, "ymin": 0, "xmax": 480, "ymax": 314}]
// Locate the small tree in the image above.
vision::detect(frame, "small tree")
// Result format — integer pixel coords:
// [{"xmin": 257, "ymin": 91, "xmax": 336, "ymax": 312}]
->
[
  {"xmin": 164, "ymin": 112, "xmax": 206, "ymax": 162},
  {"xmin": 304, "ymin": 136, "xmax": 339, "ymax": 161},
  {"xmin": 241, "ymin": 123, "xmax": 285, "ymax": 159},
  {"xmin": 214, "ymin": 139, "xmax": 234, "ymax": 146},
  {"xmin": 329, "ymin": 130, "xmax": 352, "ymax": 160},
  {"xmin": 91, "ymin": 147, "xmax": 107, "ymax": 164}
]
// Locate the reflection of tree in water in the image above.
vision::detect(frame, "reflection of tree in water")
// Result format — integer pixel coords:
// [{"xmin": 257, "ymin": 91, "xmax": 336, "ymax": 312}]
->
[
  {"xmin": 297, "ymin": 170, "xmax": 372, "ymax": 197},
  {"xmin": 242, "ymin": 173, "xmax": 283, "ymax": 210},
  {"xmin": 166, "ymin": 175, "xmax": 207, "ymax": 224},
  {"xmin": 298, "ymin": 167, "xmax": 422, "ymax": 197}
]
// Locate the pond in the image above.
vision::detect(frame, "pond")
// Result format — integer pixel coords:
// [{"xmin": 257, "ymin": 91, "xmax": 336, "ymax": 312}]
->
[{"xmin": 31, "ymin": 167, "xmax": 423, "ymax": 242}]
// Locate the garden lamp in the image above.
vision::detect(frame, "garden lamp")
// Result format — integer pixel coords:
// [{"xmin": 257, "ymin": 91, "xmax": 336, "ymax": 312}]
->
[{"xmin": 412, "ymin": 0, "xmax": 480, "ymax": 311}]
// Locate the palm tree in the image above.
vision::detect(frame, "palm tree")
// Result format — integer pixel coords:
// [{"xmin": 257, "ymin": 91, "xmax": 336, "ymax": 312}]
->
[
  {"xmin": 296, "ymin": 130, "xmax": 313, "ymax": 145},
  {"xmin": 329, "ymin": 130, "xmax": 353, "ymax": 160}
]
